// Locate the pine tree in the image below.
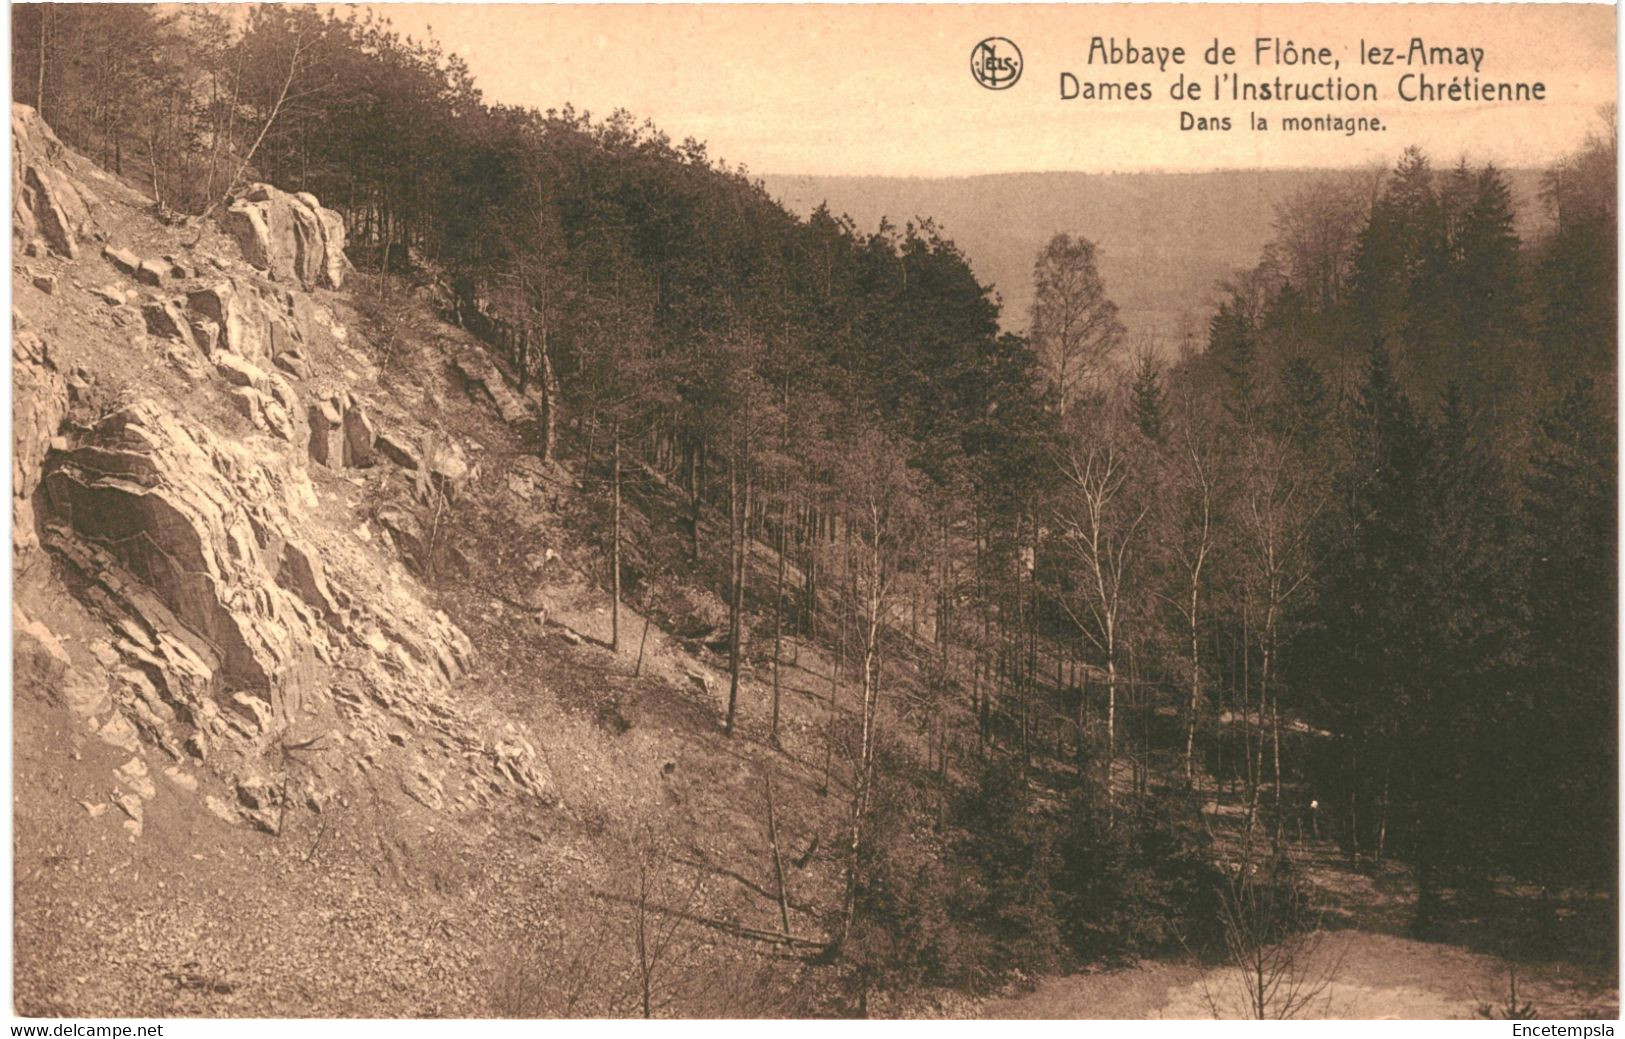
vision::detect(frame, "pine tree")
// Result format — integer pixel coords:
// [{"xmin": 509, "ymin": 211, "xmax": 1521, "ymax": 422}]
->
[
  {"xmin": 1516, "ymin": 379, "xmax": 1617, "ymax": 889},
  {"xmin": 1129, "ymin": 349, "xmax": 1166, "ymax": 443},
  {"xmin": 1300, "ymin": 345, "xmax": 1432, "ymax": 871}
]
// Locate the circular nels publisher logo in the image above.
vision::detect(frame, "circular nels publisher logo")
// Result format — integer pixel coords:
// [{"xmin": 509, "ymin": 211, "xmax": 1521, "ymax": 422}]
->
[{"xmin": 971, "ymin": 37, "xmax": 1023, "ymax": 90}]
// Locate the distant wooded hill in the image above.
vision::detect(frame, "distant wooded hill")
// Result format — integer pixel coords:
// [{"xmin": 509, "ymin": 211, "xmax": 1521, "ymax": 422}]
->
[{"xmin": 761, "ymin": 168, "xmax": 1549, "ymax": 348}]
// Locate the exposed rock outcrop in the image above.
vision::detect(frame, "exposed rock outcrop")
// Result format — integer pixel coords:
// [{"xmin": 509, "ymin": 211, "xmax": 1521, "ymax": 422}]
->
[
  {"xmin": 13, "ymin": 330, "xmax": 67, "ymax": 556},
  {"xmin": 43, "ymin": 401, "xmax": 329, "ymax": 705},
  {"xmin": 40, "ymin": 397, "xmax": 480, "ymax": 712},
  {"xmin": 11, "ymin": 104, "xmax": 97, "ymax": 258},
  {"xmin": 342, "ymin": 401, "xmax": 377, "ymax": 467},
  {"xmin": 15, "ymin": 106, "xmax": 554, "ymax": 849},
  {"xmin": 184, "ymin": 278, "xmax": 305, "ymax": 365},
  {"xmin": 307, "ymin": 398, "xmax": 344, "ymax": 467},
  {"xmin": 222, "ymin": 183, "xmax": 348, "ymax": 290},
  {"xmin": 142, "ymin": 300, "xmax": 191, "ymax": 342},
  {"xmin": 375, "ymin": 430, "xmax": 422, "ymax": 471}
]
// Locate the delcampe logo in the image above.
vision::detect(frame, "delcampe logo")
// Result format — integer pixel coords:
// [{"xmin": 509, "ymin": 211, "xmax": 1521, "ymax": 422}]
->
[{"xmin": 971, "ymin": 37, "xmax": 1023, "ymax": 90}]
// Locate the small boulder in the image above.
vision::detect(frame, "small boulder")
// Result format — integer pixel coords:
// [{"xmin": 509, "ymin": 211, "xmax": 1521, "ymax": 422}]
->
[
  {"xmin": 115, "ymin": 792, "xmax": 144, "ymax": 826},
  {"xmin": 115, "ymin": 756, "xmax": 157, "ymax": 800},
  {"xmin": 135, "ymin": 258, "xmax": 166, "ymax": 287},
  {"xmin": 376, "ymin": 506, "xmax": 424, "ymax": 559},
  {"xmin": 162, "ymin": 766, "xmax": 198, "ymax": 792},
  {"xmin": 263, "ymin": 372, "xmax": 298, "ymax": 416},
  {"xmin": 165, "ymin": 342, "xmax": 210, "ymax": 382},
  {"xmin": 273, "ymin": 351, "xmax": 310, "ymax": 379},
  {"xmin": 428, "ymin": 440, "xmax": 470, "ymax": 498},
  {"xmin": 235, "ymin": 773, "xmax": 277, "ymax": 811},
  {"xmin": 342, "ymin": 404, "xmax": 376, "ymax": 468},
  {"xmin": 188, "ymin": 316, "xmax": 219, "ymax": 356},
  {"xmin": 375, "ymin": 430, "xmax": 422, "ymax": 471},
  {"xmin": 230, "ymin": 692, "xmax": 273, "ymax": 734},
  {"xmin": 142, "ymin": 300, "xmax": 189, "ymax": 341},
  {"xmin": 261, "ymin": 398, "xmax": 294, "ymax": 442},
  {"xmin": 213, "ymin": 351, "xmax": 267, "ymax": 389},
  {"xmin": 227, "ymin": 386, "xmax": 270, "ymax": 431},
  {"xmin": 102, "ymin": 245, "xmax": 139, "ymax": 275},
  {"xmin": 306, "ymin": 401, "xmax": 343, "ymax": 467}
]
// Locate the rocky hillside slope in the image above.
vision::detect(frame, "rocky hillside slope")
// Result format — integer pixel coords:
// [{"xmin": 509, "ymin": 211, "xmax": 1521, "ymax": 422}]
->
[
  {"xmin": 13, "ymin": 104, "xmax": 842, "ymax": 1017},
  {"xmin": 14, "ymin": 100, "xmax": 548, "ymax": 841}
]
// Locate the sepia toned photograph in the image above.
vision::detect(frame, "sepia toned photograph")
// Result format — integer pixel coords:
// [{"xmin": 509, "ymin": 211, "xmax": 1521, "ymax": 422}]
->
[{"xmin": 7, "ymin": 1, "xmax": 1618, "ymax": 1021}]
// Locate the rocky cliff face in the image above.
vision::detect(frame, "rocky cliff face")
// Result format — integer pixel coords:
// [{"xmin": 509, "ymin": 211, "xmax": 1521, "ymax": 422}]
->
[
  {"xmin": 222, "ymin": 182, "xmax": 349, "ymax": 291},
  {"xmin": 12, "ymin": 101, "xmax": 98, "ymax": 260},
  {"xmin": 11, "ymin": 103, "xmax": 548, "ymax": 837}
]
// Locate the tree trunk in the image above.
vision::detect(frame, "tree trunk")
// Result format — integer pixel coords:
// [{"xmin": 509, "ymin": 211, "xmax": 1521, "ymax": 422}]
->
[
  {"xmin": 689, "ymin": 439, "xmax": 703, "ymax": 563},
  {"xmin": 1105, "ymin": 636, "xmax": 1117, "ymax": 801},
  {"xmin": 804, "ymin": 538, "xmax": 818, "ymax": 640},
  {"xmin": 36, "ymin": 7, "xmax": 47, "ymax": 113},
  {"xmin": 1017, "ymin": 562, "xmax": 1030, "ymax": 768},
  {"xmin": 636, "ymin": 861, "xmax": 653, "ymax": 1019},
  {"xmin": 1077, "ymin": 670, "xmax": 1089, "ymax": 783},
  {"xmin": 840, "ymin": 531, "xmax": 885, "ymax": 949},
  {"xmin": 1349, "ymin": 745, "xmax": 1362, "ymax": 867},
  {"xmin": 771, "ymin": 488, "xmax": 788, "ymax": 746},
  {"xmin": 635, "ymin": 613, "xmax": 651, "ymax": 677},
  {"xmin": 821, "ymin": 573, "xmax": 846, "ymax": 796},
  {"xmin": 1269, "ymin": 652, "xmax": 1283, "ymax": 835},
  {"xmin": 517, "ymin": 322, "xmax": 530, "ymax": 393},
  {"xmin": 765, "ymin": 773, "xmax": 791, "ymax": 938},
  {"xmin": 724, "ymin": 453, "xmax": 743, "ymax": 736},
  {"xmin": 1377, "ymin": 756, "xmax": 1391, "ymax": 863},
  {"xmin": 611, "ymin": 428, "xmax": 622, "ymax": 653},
  {"xmin": 1186, "ymin": 583, "xmax": 1201, "ymax": 785},
  {"xmin": 538, "ymin": 325, "xmax": 557, "ymax": 463}
]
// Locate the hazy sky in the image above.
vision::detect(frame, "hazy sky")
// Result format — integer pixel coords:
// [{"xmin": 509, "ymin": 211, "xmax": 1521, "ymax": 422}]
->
[{"xmin": 363, "ymin": 3, "xmax": 1616, "ymax": 176}]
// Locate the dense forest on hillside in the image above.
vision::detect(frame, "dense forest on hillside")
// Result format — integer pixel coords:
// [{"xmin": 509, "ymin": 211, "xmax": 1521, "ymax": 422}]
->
[
  {"xmin": 14, "ymin": 3, "xmax": 1616, "ymax": 1009},
  {"xmin": 762, "ymin": 167, "xmax": 1551, "ymax": 345}
]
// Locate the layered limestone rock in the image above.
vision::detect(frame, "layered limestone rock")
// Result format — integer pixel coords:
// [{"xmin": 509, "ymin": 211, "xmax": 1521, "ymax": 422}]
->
[
  {"xmin": 15, "ymin": 108, "xmax": 553, "ymax": 836},
  {"xmin": 43, "ymin": 401, "xmax": 330, "ymax": 709},
  {"xmin": 11, "ymin": 104, "xmax": 97, "ymax": 258},
  {"xmin": 184, "ymin": 277, "xmax": 310, "ymax": 366},
  {"xmin": 222, "ymin": 183, "xmax": 348, "ymax": 290},
  {"xmin": 13, "ymin": 330, "xmax": 68, "ymax": 556},
  {"xmin": 40, "ymin": 401, "xmax": 474, "ymax": 721}
]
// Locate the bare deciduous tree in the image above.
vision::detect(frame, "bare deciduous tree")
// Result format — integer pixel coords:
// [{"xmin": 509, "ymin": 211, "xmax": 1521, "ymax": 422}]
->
[
  {"xmin": 1029, "ymin": 233, "xmax": 1125, "ymax": 416},
  {"xmin": 1204, "ymin": 854, "xmax": 1341, "ymax": 1019},
  {"xmin": 1055, "ymin": 408, "xmax": 1149, "ymax": 795},
  {"xmin": 834, "ymin": 434, "xmax": 924, "ymax": 950}
]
